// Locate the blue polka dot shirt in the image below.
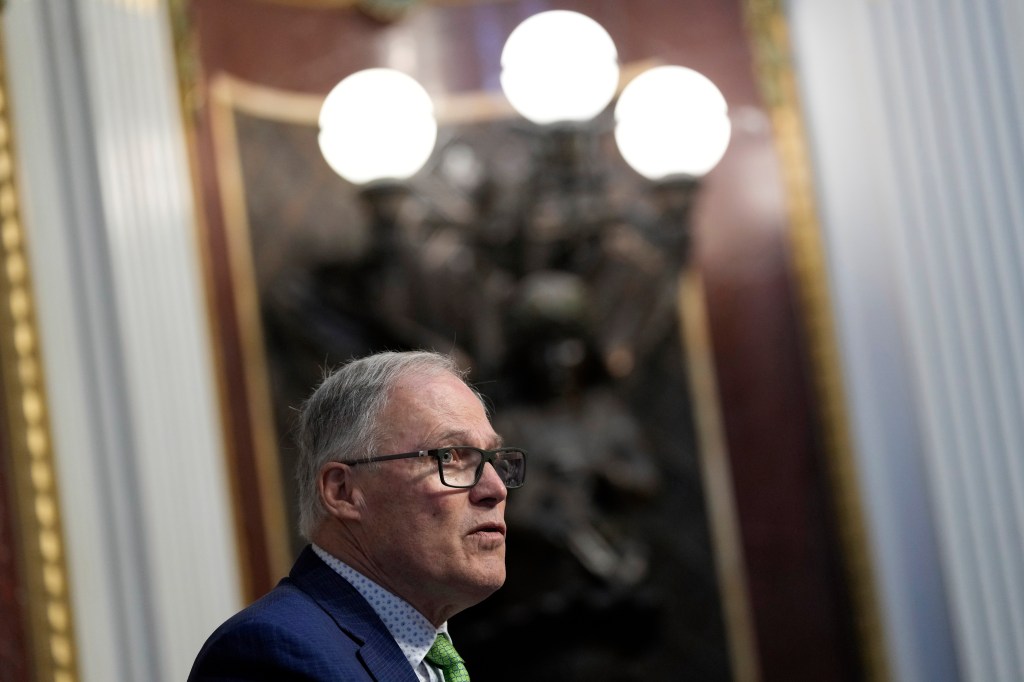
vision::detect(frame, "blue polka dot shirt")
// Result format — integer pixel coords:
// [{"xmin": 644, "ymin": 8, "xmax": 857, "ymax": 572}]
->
[{"xmin": 312, "ymin": 544, "xmax": 447, "ymax": 682}]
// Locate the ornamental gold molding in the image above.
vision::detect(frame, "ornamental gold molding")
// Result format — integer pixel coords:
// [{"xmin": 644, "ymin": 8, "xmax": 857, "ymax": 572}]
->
[
  {"xmin": 743, "ymin": 1, "xmax": 890, "ymax": 680},
  {"xmin": 0, "ymin": 29, "xmax": 79, "ymax": 682}
]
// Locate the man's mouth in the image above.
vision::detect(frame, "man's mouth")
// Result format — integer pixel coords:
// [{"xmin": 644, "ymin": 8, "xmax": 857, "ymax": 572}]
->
[{"xmin": 470, "ymin": 522, "xmax": 506, "ymax": 537}]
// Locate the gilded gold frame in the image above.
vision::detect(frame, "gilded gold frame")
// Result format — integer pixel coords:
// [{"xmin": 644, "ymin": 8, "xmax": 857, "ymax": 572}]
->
[{"xmin": 0, "ymin": 30, "xmax": 79, "ymax": 682}]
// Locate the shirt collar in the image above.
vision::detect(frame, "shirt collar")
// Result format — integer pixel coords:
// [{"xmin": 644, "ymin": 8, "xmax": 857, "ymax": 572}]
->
[{"xmin": 311, "ymin": 544, "xmax": 448, "ymax": 673}]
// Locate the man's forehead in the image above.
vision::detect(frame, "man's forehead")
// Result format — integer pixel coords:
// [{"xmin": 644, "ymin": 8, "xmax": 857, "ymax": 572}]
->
[
  {"xmin": 384, "ymin": 372, "xmax": 498, "ymax": 443},
  {"xmin": 395, "ymin": 371, "xmax": 487, "ymax": 412}
]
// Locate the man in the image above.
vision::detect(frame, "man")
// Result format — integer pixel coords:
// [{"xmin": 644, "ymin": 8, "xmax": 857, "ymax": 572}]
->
[{"xmin": 189, "ymin": 350, "xmax": 527, "ymax": 681}]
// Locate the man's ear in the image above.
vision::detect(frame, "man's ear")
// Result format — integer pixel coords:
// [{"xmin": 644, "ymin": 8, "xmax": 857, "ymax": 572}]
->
[{"xmin": 318, "ymin": 462, "xmax": 363, "ymax": 521}]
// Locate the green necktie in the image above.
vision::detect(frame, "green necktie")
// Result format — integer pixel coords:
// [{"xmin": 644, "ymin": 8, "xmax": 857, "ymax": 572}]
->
[{"xmin": 426, "ymin": 634, "xmax": 470, "ymax": 682}]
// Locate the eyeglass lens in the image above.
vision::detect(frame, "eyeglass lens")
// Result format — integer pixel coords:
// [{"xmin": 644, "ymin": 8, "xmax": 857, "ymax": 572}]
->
[{"xmin": 438, "ymin": 447, "xmax": 526, "ymax": 488}]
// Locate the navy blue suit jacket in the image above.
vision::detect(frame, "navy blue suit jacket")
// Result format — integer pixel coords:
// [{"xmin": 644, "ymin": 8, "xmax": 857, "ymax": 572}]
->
[{"xmin": 189, "ymin": 546, "xmax": 419, "ymax": 681}]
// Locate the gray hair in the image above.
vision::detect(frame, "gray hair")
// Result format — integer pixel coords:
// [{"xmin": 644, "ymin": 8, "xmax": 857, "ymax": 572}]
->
[{"xmin": 295, "ymin": 350, "xmax": 468, "ymax": 540}]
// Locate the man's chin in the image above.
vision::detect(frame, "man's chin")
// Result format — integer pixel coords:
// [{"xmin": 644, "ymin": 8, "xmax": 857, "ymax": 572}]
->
[{"xmin": 462, "ymin": 564, "xmax": 506, "ymax": 603}]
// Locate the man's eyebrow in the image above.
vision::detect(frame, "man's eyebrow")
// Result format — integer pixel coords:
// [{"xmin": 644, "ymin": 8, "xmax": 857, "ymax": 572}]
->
[{"xmin": 434, "ymin": 430, "xmax": 504, "ymax": 448}]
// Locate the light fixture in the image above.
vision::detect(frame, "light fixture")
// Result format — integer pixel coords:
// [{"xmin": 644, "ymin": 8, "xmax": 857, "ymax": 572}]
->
[
  {"xmin": 318, "ymin": 14, "xmax": 730, "ymax": 193},
  {"xmin": 315, "ymin": 11, "xmax": 732, "ymax": 268},
  {"xmin": 498, "ymin": 10, "xmax": 621, "ymax": 126},
  {"xmin": 615, "ymin": 65, "xmax": 731, "ymax": 180},
  {"xmin": 317, "ymin": 68, "xmax": 437, "ymax": 185}
]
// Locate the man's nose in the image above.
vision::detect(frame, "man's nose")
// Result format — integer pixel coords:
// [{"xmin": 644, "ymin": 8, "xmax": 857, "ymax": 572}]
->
[{"xmin": 470, "ymin": 462, "xmax": 508, "ymax": 502}]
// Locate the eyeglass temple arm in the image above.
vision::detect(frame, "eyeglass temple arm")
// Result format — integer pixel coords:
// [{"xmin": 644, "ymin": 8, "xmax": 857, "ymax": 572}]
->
[{"xmin": 347, "ymin": 450, "xmax": 431, "ymax": 466}]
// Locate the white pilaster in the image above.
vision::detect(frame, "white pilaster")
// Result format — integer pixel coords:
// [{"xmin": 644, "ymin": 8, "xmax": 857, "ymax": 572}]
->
[
  {"xmin": 4, "ymin": 1, "xmax": 243, "ymax": 680},
  {"xmin": 788, "ymin": 1, "xmax": 1024, "ymax": 680}
]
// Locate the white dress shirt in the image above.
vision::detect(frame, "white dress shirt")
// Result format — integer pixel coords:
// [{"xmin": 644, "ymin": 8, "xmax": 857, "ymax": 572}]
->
[{"xmin": 312, "ymin": 544, "xmax": 447, "ymax": 682}]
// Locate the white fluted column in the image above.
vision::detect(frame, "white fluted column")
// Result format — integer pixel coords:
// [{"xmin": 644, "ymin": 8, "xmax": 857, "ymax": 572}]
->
[
  {"xmin": 788, "ymin": 1, "xmax": 1024, "ymax": 681},
  {"xmin": 4, "ymin": 0, "xmax": 243, "ymax": 680}
]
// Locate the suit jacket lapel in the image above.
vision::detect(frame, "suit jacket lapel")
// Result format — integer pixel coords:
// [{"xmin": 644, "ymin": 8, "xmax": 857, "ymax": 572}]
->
[{"xmin": 289, "ymin": 546, "xmax": 420, "ymax": 682}]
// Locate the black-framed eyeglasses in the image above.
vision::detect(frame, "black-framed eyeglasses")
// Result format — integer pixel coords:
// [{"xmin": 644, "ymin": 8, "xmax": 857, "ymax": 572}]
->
[{"xmin": 346, "ymin": 446, "xmax": 527, "ymax": 489}]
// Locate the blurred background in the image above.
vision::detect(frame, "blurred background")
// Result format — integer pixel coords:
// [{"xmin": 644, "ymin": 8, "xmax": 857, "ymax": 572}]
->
[{"xmin": 1, "ymin": 1, "xmax": 1022, "ymax": 681}]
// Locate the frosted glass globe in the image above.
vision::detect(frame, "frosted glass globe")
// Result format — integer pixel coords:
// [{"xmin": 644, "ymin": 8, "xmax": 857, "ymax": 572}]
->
[
  {"xmin": 614, "ymin": 66, "xmax": 731, "ymax": 180},
  {"xmin": 500, "ymin": 10, "xmax": 620, "ymax": 125},
  {"xmin": 318, "ymin": 68, "xmax": 438, "ymax": 185}
]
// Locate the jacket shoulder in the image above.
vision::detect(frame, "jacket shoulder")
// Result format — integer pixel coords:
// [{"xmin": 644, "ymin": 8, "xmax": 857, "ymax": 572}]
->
[{"xmin": 188, "ymin": 579, "xmax": 366, "ymax": 681}]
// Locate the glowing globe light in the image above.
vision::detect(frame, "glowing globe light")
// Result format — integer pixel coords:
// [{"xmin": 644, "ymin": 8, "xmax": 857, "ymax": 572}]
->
[
  {"xmin": 318, "ymin": 68, "xmax": 438, "ymax": 185},
  {"xmin": 614, "ymin": 65, "xmax": 731, "ymax": 180},
  {"xmin": 500, "ymin": 10, "xmax": 620, "ymax": 125}
]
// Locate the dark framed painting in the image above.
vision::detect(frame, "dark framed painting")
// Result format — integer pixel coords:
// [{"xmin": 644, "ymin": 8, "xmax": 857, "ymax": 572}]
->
[{"xmin": 174, "ymin": 0, "xmax": 885, "ymax": 679}]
